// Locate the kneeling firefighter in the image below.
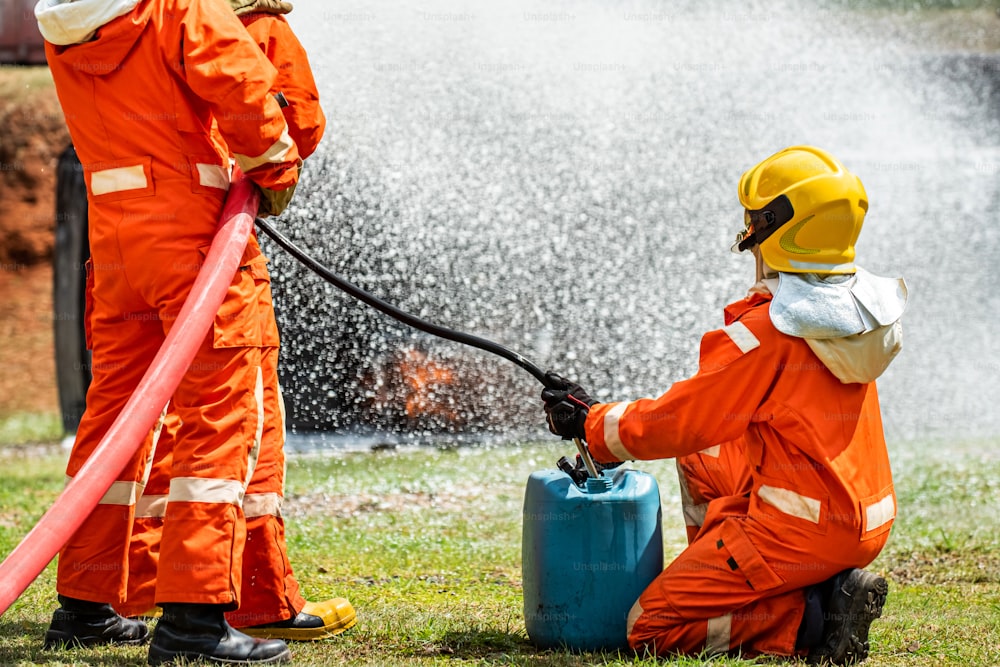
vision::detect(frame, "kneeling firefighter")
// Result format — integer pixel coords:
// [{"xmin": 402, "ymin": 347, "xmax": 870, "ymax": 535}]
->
[{"xmin": 542, "ymin": 146, "xmax": 906, "ymax": 665}]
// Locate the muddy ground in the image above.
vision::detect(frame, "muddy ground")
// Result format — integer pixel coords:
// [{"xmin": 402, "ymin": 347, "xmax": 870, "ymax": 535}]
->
[{"xmin": 0, "ymin": 66, "xmax": 69, "ymax": 419}]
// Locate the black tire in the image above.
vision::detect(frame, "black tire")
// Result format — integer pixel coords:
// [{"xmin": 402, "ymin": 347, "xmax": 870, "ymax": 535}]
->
[{"xmin": 52, "ymin": 145, "xmax": 91, "ymax": 434}]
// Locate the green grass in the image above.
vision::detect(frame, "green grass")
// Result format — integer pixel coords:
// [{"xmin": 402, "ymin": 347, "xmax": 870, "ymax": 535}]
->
[
  {"xmin": 0, "ymin": 412, "xmax": 63, "ymax": 446},
  {"xmin": 0, "ymin": 438, "xmax": 998, "ymax": 666}
]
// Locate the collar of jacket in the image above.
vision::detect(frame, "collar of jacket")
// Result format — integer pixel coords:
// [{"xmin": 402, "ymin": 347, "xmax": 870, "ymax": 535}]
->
[
  {"xmin": 35, "ymin": 0, "xmax": 139, "ymax": 46},
  {"xmin": 723, "ymin": 291, "xmax": 771, "ymax": 327}
]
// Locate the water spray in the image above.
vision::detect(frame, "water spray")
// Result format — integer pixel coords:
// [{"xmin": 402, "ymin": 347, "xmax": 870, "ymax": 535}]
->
[
  {"xmin": 255, "ymin": 217, "xmax": 558, "ymax": 389},
  {"xmin": 254, "ymin": 217, "xmax": 602, "ymax": 476}
]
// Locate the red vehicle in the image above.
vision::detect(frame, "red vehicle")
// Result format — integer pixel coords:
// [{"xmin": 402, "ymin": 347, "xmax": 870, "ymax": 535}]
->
[{"xmin": 0, "ymin": 0, "xmax": 47, "ymax": 64}]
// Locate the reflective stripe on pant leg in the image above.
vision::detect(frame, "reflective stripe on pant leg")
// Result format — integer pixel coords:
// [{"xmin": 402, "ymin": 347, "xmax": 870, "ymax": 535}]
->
[
  {"xmin": 155, "ymin": 342, "xmax": 262, "ymax": 606},
  {"xmin": 117, "ymin": 410, "xmax": 173, "ymax": 618},
  {"xmin": 676, "ymin": 461, "xmax": 708, "ymax": 543},
  {"xmin": 57, "ymin": 302, "xmax": 162, "ymax": 604},
  {"xmin": 226, "ymin": 348, "xmax": 305, "ymax": 628},
  {"xmin": 706, "ymin": 614, "xmax": 733, "ymax": 655},
  {"xmin": 244, "ymin": 366, "xmax": 265, "ymax": 495}
]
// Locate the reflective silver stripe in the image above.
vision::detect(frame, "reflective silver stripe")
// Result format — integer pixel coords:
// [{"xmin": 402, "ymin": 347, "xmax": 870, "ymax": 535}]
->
[
  {"xmin": 758, "ymin": 484, "xmax": 821, "ymax": 523},
  {"xmin": 788, "ymin": 258, "xmax": 856, "ymax": 273},
  {"xmin": 99, "ymin": 480, "xmax": 141, "ymax": 506},
  {"xmin": 603, "ymin": 401, "xmax": 632, "ymax": 460},
  {"xmin": 865, "ymin": 493, "xmax": 895, "ymax": 532},
  {"xmin": 168, "ymin": 477, "xmax": 244, "ymax": 505},
  {"xmin": 722, "ymin": 321, "xmax": 760, "ymax": 354},
  {"xmin": 139, "ymin": 402, "xmax": 169, "ymax": 488},
  {"xmin": 626, "ymin": 598, "xmax": 644, "ymax": 637},
  {"xmin": 705, "ymin": 614, "xmax": 732, "ymax": 654},
  {"xmin": 277, "ymin": 383, "xmax": 287, "ymax": 455},
  {"xmin": 91, "ymin": 164, "xmax": 147, "ymax": 195},
  {"xmin": 136, "ymin": 494, "xmax": 167, "ymax": 518},
  {"xmin": 233, "ymin": 127, "xmax": 294, "ymax": 173},
  {"xmin": 196, "ymin": 163, "xmax": 230, "ymax": 190},
  {"xmin": 698, "ymin": 444, "xmax": 721, "ymax": 457},
  {"xmin": 676, "ymin": 462, "xmax": 707, "ymax": 528},
  {"xmin": 243, "ymin": 492, "xmax": 282, "ymax": 519},
  {"xmin": 67, "ymin": 474, "xmax": 139, "ymax": 507},
  {"xmin": 244, "ymin": 367, "xmax": 264, "ymax": 493}
]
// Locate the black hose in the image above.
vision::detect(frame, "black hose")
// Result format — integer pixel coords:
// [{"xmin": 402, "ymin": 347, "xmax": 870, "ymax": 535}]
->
[{"xmin": 255, "ymin": 217, "xmax": 557, "ymax": 389}]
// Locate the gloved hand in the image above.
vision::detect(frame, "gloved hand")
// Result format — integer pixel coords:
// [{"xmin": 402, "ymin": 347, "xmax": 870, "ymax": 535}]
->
[
  {"xmin": 254, "ymin": 160, "xmax": 301, "ymax": 218},
  {"xmin": 228, "ymin": 0, "xmax": 293, "ymax": 15},
  {"xmin": 256, "ymin": 181, "xmax": 297, "ymax": 217},
  {"xmin": 541, "ymin": 371, "xmax": 596, "ymax": 441}
]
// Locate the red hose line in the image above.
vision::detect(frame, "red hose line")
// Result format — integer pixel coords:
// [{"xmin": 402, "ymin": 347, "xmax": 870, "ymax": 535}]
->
[{"xmin": 0, "ymin": 170, "xmax": 259, "ymax": 617}]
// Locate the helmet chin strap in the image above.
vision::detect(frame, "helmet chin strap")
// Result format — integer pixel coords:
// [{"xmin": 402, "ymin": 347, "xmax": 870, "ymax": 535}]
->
[
  {"xmin": 752, "ymin": 246, "xmax": 778, "ymax": 282},
  {"xmin": 749, "ymin": 246, "xmax": 779, "ymax": 296}
]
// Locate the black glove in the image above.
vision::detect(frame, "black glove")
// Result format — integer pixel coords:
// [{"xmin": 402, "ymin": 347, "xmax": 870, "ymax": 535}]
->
[{"xmin": 541, "ymin": 371, "xmax": 596, "ymax": 441}]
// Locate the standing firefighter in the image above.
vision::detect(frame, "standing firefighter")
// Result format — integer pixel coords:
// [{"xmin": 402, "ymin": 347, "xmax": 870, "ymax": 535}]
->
[
  {"xmin": 542, "ymin": 146, "xmax": 906, "ymax": 664},
  {"xmin": 36, "ymin": 0, "xmax": 301, "ymax": 663},
  {"xmin": 117, "ymin": 0, "xmax": 357, "ymax": 642}
]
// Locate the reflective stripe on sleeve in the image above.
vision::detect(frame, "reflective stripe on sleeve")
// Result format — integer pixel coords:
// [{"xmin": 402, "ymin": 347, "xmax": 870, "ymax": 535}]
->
[
  {"xmin": 603, "ymin": 401, "xmax": 632, "ymax": 460},
  {"xmin": 91, "ymin": 164, "xmax": 148, "ymax": 195},
  {"xmin": 243, "ymin": 492, "xmax": 282, "ymax": 519},
  {"xmin": 168, "ymin": 477, "xmax": 245, "ymax": 505},
  {"xmin": 864, "ymin": 493, "xmax": 895, "ymax": 533},
  {"xmin": 757, "ymin": 484, "xmax": 821, "ymax": 523},
  {"xmin": 705, "ymin": 613, "xmax": 732, "ymax": 654},
  {"xmin": 233, "ymin": 127, "xmax": 294, "ymax": 174},
  {"xmin": 722, "ymin": 321, "xmax": 760, "ymax": 354}
]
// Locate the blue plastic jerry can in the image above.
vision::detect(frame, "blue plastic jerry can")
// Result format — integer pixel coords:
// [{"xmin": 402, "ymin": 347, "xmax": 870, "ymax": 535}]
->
[{"xmin": 522, "ymin": 467, "xmax": 663, "ymax": 651}]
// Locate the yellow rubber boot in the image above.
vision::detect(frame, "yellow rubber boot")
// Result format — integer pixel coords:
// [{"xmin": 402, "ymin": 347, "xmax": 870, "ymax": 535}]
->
[{"xmin": 242, "ymin": 599, "xmax": 357, "ymax": 641}]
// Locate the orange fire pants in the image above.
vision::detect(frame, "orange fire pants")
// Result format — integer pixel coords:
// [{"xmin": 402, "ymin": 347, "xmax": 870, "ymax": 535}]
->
[
  {"xmin": 626, "ymin": 440, "xmax": 890, "ymax": 658},
  {"xmin": 115, "ymin": 237, "xmax": 305, "ymax": 625},
  {"xmin": 58, "ymin": 193, "xmax": 269, "ymax": 609}
]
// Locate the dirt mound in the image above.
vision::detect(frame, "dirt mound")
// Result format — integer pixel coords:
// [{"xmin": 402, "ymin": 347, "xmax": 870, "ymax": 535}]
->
[
  {"xmin": 0, "ymin": 66, "xmax": 67, "ymax": 421},
  {"xmin": 0, "ymin": 65, "xmax": 68, "ymax": 268}
]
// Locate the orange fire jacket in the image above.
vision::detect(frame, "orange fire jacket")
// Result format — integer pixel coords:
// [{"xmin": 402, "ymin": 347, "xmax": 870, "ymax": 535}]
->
[
  {"xmin": 238, "ymin": 12, "xmax": 326, "ymax": 159},
  {"xmin": 586, "ymin": 292, "xmax": 896, "ymax": 546}
]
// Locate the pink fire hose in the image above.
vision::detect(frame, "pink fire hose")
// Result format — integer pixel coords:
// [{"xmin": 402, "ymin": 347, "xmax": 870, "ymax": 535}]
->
[{"xmin": 0, "ymin": 170, "xmax": 259, "ymax": 617}]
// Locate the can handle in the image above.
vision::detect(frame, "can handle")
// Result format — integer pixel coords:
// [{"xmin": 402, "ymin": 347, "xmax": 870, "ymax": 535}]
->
[{"xmin": 573, "ymin": 437, "xmax": 601, "ymax": 478}]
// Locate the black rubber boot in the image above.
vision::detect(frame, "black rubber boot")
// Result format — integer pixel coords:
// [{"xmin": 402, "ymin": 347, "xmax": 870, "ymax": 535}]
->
[
  {"xmin": 43, "ymin": 595, "xmax": 150, "ymax": 649},
  {"xmin": 808, "ymin": 568, "xmax": 889, "ymax": 665},
  {"xmin": 148, "ymin": 603, "xmax": 291, "ymax": 665}
]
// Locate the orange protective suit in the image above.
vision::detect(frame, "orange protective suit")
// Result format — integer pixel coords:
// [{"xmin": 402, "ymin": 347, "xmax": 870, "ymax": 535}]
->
[
  {"xmin": 116, "ymin": 9, "xmax": 326, "ymax": 626},
  {"xmin": 45, "ymin": 0, "xmax": 300, "ymax": 608},
  {"xmin": 584, "ymin": 292, "xmax": 896, "ymax": 657}
]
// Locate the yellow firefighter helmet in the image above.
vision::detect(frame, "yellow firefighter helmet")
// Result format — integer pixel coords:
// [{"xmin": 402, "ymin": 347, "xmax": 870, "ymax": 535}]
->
[{"xmin": 734, "ymin": 145, "xmax": 868, "ymax": 275}]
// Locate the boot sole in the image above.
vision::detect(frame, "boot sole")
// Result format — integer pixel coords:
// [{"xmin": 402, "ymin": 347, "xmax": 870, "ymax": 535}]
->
[
  {"xmin": 810, "ymin": 571, "xmax": 888, "ymax": 665},
  {"xmin": 44, "ymin": 628, "xmax": 151, "ymax": 650},
  {"xmin": 147, "ymin": 646, "xmax": 292, "ymax": 666},
  {"xmin": 241, "ymin": 610, "xmax": 357, "ymax": 642}
]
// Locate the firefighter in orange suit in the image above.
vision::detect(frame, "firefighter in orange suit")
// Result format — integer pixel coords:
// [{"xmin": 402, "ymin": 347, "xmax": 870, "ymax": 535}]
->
[
  {"xmin": 117, "ymin": 0, "xmax": 355, "ymax": 641},
  {"xmin": 542, "ymin": 146, "xmax": 907, "ymax": 665},
  {"xmin": 36, "ymin": 0, "xmax": 302, "ymax": 662}
]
